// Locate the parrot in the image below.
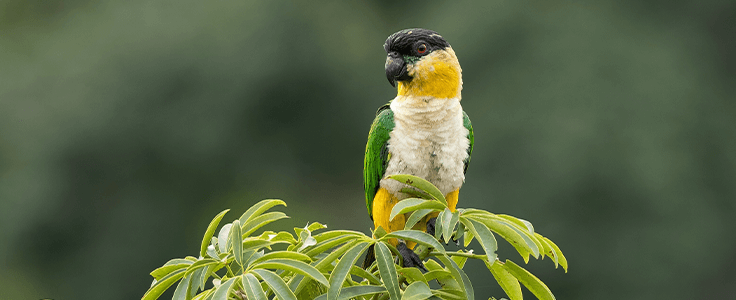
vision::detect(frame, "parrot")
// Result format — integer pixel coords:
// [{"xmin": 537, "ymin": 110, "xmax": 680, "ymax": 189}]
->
[{"xmin": 363, "ymin": 28, "xmax": 474, "ymax": 270}]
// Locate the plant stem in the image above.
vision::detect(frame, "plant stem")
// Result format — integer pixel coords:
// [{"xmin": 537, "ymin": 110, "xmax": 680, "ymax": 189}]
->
[{"xmin": 429, "ymin": 251, "xmax": 486, "ymax": 260}]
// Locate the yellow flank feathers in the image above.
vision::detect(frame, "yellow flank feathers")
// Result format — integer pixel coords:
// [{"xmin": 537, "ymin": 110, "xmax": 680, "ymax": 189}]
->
[
  {"xmin": 397, "ymin": 48, "xmax": 462, "ymax": 99},
  {"xmin": 372, "ymin": 188, "xmax": 405, "ymax": 246},
  {"xmin": 373, "ymin": 188, "xmax": 461, "ymax": 248},
  {"xmin": 446, "ymin": 189, "xmax": 460, "ymax": 212}
]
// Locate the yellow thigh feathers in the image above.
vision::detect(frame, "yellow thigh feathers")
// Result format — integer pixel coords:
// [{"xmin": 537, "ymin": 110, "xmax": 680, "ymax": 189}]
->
[{"xmin": 372, "ymin": 188, "xmax": 460, "ymax": 247}]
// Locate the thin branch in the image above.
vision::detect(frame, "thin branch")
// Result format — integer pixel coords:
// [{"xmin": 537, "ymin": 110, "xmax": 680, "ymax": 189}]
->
[{"xmin": 429, "ymin": 250, "xmax": 486, "ymax": 260}]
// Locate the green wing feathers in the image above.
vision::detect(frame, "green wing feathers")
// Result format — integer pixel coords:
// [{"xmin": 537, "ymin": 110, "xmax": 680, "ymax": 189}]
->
[
  {"xmin": 463, "ymin": 110, "xmax": 474, "ymax": 174},
  {"xmin": 364, "ymin": 104, "xmax": 394, "ymax": 218}
]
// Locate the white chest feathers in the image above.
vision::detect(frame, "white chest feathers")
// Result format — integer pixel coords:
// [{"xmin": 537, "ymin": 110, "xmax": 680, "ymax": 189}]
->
[{"xmin": 381, "ymin": 96, "xmax": 470, "ymax": 197}]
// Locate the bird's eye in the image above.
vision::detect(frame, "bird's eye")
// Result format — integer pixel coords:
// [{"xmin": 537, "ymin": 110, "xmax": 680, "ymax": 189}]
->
[{"xmin": 416, "ymin": 44, "xmax": 427, "ymax": 54}]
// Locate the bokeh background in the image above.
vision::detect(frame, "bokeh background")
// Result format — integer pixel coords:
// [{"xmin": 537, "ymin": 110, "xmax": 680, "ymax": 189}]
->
[{"xmin": 1, "ymin": 0, "xmax": 734, "ymax": 299}]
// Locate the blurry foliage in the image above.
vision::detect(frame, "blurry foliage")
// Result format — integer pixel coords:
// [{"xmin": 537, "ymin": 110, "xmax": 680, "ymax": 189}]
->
[
  {"xmin": 1, "ymin": 0, "xmax": 735, "ymax": 300},
  {"xmin": 144, "ymin": 176, "xmax": 566, "ymax": 300}
]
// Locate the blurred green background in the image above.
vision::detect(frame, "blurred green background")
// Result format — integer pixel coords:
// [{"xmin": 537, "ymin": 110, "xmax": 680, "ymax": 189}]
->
[{"xmin": 1, "ymin": 0, "xmax": 734, "ymax": 299}]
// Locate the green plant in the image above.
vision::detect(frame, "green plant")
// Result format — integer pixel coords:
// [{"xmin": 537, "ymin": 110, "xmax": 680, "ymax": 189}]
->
[{"xmin": 142, "ymin": 175, "xmax": 567, "ymax": 300}]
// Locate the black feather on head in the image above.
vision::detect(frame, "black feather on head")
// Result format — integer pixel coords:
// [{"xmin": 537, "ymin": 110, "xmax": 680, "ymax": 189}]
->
[{"xmin": 383, "ymin": 28, "xmax": 450, "ymax": 56}]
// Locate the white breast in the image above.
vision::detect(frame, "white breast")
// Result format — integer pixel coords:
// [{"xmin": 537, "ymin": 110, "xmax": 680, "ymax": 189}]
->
[{"xmin": 381, "ymin": 96, "xmax": 470, "ymax": 197}]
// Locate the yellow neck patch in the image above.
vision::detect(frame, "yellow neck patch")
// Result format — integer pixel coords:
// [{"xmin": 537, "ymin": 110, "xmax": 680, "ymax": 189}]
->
[{"xmin": 397, "ymin": 48, "xmax": 462, "ymax": 99}]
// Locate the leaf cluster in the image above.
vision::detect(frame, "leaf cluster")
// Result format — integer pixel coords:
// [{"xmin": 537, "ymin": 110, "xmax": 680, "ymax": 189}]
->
[{"xmin": 143, "ymin": 175, "xmax": 567, "ymax": 300}]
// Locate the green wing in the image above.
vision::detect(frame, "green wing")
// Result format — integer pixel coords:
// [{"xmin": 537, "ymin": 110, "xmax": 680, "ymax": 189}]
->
[
  {"xmin": 463, "ymin": 110, "xmax": 474, "ymax": 174},
  {"xmin": 364, "ymin": 104, "xmax": 395, "ymax": 219}
]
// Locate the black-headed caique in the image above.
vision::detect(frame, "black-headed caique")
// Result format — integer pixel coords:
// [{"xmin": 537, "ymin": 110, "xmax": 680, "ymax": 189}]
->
[{"xmin": 364, "ymin": 28, "xmax": 474, "ymax": 269}]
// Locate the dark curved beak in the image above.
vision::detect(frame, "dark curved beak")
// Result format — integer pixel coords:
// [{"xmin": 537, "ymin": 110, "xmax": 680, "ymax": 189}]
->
[{"xmin": 385, "ymin": 52, "xmax": 411, "ymax": 87}]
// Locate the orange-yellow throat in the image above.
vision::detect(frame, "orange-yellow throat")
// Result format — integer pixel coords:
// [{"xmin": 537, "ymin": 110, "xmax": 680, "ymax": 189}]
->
[{"xmin": 397, "ymin": 48, "xmax": 462, "ymax": 99}]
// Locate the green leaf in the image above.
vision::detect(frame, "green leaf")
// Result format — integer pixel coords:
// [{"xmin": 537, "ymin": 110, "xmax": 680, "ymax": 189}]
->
[
  {"xmin": 541, "ymin": 236, "xmax": 568, "ymax": 272},
  {"xmin": 434, "ymin": 209, "xmax": 446, "ymax": 240},
  {"xmin": 238, "ymin": 199, "xmax": 286, "ymax": 225},
  {"xmin": 373, "ymin": 226, "xmax": 388, "ymax": 239},
  {"xmin": 450, "ymin": 252, "xmax": 469, "ymax": 269},
  {"xmin": 256, "ymin": 231, "xmax": 298, "ymax": 244},
  {"xmin": 171, "ymin": 273, "xmax": 191, "ymax": 300},
  {"xmin": 250, "ymin": 251, "xmax": 313, "ymax": 265},
  {"xmin": 386, "ymin": 175, "xmax": 447, "ymax": 206},
  {"xmin": 504, "ymin": 260, "xmax": 556, "ymax": 300},
  {"xmin": 242, "ymin": 239, "xmax": 278, "ymax": 252},
  {"xmin": 142, "ymin": 268, "xmax": 186, "ymax": 300},
  {"xmin": 349, "ymin": 265, "xmax": 381, "ymax": 285},
  {"xmin": 375, "ymin": 242, "xmax": 401, "ymax": 300},
  {"xmin": 242, "ymin": 273, "xmax": 268, "ymax": 300},
  {"xmin": 400, "ymin": 187, "xmax": 432, "ymax": 199},
  {"xmin": 467, "ymin": 213, "xmax": 543, "ymax": 259},
  {"xmin": 206, "ymin": 244, "xmax": 218, "ymax": 259},
  {"xmin": 297, "ymin": 228, "xmax": 318, "ymax": 252},
  {"xmin": 241, "ymin": 212, "xmax": 289, "ymax": 237},
  {"xmin": 448, "ymin": 211, "xmax": 460, "ymax": 244},
  {"xmin": 437, "ymin": 255, "xmax": 474, "ymax": 300},
  {"xmin": 200, "ymin": 209, "xmax": 230, "ymax": 257},
  {"xmin": 431, "ymin": 289, "xmax": 466, "ymax": 300},
  {"xmin": 494, "ymin": 217, "xmax": 544, "ymax": 257},
  {"xmin": 424, "ymin": 260, "xmax": 461, "ymax": 290},
  {"xmin": 441, "ymin": 209, "xmax": 458, "ymax": 244},
  {"xmin": 462, "ymin": 218, "xmax": 498, "ymax": 263},
  {"xmin": 314, "ymin": 285, "xmax": 387, "ymax": 300},
  {"xmin": 217, "ymin": 223, "xmax": 232, "ymax": 254},
  {"xmin": 241, "ymin": 250, "xmax": 258, "ymax": 268},
  {"xmin": 189, "ymin": 266, "xmax": 207, "ymax": 297},
  {"xmin": 294, "ymin": 226, "xmax": 306, "ymax": 240},
  {"xmin": 307, "ymin": 222, "xmax": 328, "ymax": 232},
  {"xmin": 313, "ymin": 230, "xmax": 366, "ymax": 243},
  {"xmin": 463, "ymin": 225, "xmax": 474, "ymax": 248},
  {"xmin": 251, "ymin": 269, "xmax": 297, "ymax": 300},
  {"xmin": 306, "ymin": 235, "xmax": 361, "ymax": 257},
  {"xmin": 487, "ymin": 260, "xmax": 522, "ymax": 300},
  {"xmin": 402, "ymin": 281, "xmax": 433, "ymax": 300},
  {"xmin": 293, "ymin": 240, "xmax": 360, "ymax": 295},
  {"xmin": 383, "ymin": 230, "xmax": 445, "ymax": 254},
  {"xmin": 211, "ymin": 276, "xmax": 239, "ymax": 300},
  {"xmin": 150, "ymin": 259, "xmax": 193, "ymax": 280},
  {"xmin": 466, "ymin": 215, "xmax": 533, "ymax": 263},
  {"xmin": 423, "ymin": 269, "xmax": 453, "ymax": 282},
  {"xmin": 423, "ymin": 259, "xmax": 444, "ymax": 271},
  {"xmin": 502, "ymin": 222, "xmax": 540, "ymax": 258},
  {"xmin": 252, "ymin": 258, "xmax": 329, "ymax": 287},
  {"xmin": 327, "ymin": 241, "xmax": 371, "ymax": 300},
  {"xmin": 404, "ymin": 209, "xmax": 434, "ymax": 230},
  {"xmin": 534, "ymin": 233, "xmax": 558, "ymax": 267},
  {"xmin": 389, "ymin": 198, "xmax": 446, "ymax": 221},
  {"xmin": 191, "ymin": 288, "xmax": 213, "ymax": 300},
  {"xmin": 455, "ymin": 221, "xmax": 466, "ymax": 246},
  {"xmin": 314, "ymin": 239, "xmax": 361, "ymax": 270},
  {"xmin": 185, "ymin": 258, "xmax": 222, "ymax": 277},
  {"xmin": 398, "ymin": 267, "xmax": 427, "ymax": 283},
  {"xmin": 230, "ymin": 220, "xmax": 244, "ymax": 269},
  {"xmin": 498, "ymin": 215, "xmax": 535, "ymax": 235}
]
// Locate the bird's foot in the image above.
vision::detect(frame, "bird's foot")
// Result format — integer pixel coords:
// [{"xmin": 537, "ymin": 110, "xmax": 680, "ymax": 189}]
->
[{"xmin": 397, "ymin": 241, "xmax": 427, "ymax": 272}]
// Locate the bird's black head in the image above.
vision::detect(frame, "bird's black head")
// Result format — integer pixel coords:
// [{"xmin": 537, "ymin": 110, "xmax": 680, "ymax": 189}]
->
[{"xmin": 384, "ymin": 28, "xmax": 451, "ymax": 87}]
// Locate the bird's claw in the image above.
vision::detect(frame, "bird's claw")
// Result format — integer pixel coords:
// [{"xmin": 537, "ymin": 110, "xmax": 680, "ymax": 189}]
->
[{"xmin": 397, "ymin": 242, "xmax": 427, "ymax": 272}]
